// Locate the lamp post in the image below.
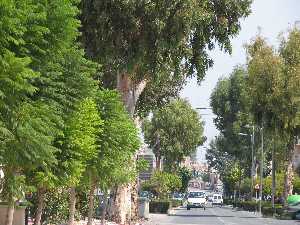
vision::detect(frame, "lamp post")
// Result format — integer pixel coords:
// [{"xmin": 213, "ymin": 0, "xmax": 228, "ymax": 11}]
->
[
  {"xmin": 239, "ymin": 125, "xmax": 255, "ymax": 200},
  {"xmin": 259, "ymin": 124, "xmax": 264, "ymax": 215}
]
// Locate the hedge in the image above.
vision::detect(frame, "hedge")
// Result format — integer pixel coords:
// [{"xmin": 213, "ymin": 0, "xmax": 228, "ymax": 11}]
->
[
  {"xmin": 149, "ymin": 199, "xmax": 182, "ymax": 213},
  {"xmin": 149, "ymin": 200, "xmax": 170, "ymax": 213},
  {"xmin": 223, "ymin": 200, "xmax": 284, "ymax": 217}
]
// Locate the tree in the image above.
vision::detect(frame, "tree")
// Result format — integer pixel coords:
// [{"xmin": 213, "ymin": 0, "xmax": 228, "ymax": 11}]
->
[
  {"xmin": 206, "ymin": 136, "xmax": 241, "ymax": 196},
  {"xmin": 88, "ymin": 90, "xmax": 140, "ymax": 224},
  {"xmin": 210, "ymin": 67, "xmax": 253, "ymax": 197},
  {"xmin": 141, "ymin": 171, "xmax": 181, "ymax": 199},
  {"xmin": 247, "ymin": 31, "xmax": 300, "ymax": 206},
  {"xmin": 61, "ymin": 98, "xmax": 102, "ymax": 225},
  {"xmin": 0, "ymin": 1, "xmax": 100, "ymax": 224},
  {"xmin": 80, "ymin": 0, "xmax": 252, "ymax": 221},
  {"xmin": 210, "ymin": 67, "xmax": 252, "ymax": 159},
  {"xmin": 143, "ymin": 99, "xmax": 205, "ymax": 172},
  {"xmin": 177, "ymin": 167, "xmax": 192, "ymax": 193},
  {"xmin": 278, "ymin": 29, "xmax": 300, "ymax": 205}
]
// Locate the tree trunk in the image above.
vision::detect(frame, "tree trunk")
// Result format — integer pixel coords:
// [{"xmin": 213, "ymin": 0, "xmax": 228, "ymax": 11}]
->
[
  {"xmin": 131, "ymin": 180, "xmax": 139, "ymax": 222},
  {"xmin": 34, "ymin": 188, "xmax": 45, "ymax": 225},
  {"xmin": 5, "ymin": 202, "xmax": 14, "ymax": 225},
  {"xmin": 155, "ymin": 155, "xmax": 161, "ymax": 171},
  {"xmin": 87, "ymin": 178, "xmax": 97, "ymax": 225},
  {"xmin": 283, "ymin": 142, "xmax": 294, "ymax": 207},
  {"xmin": 108, "ymin": 185, "xmax": 128, "ymax": 224},
  {"xmin": 101, "ymin": 192, "xmax": 108, "ymax": 225},
  {"xmin": 111, "ymin": 73, "xmax": 147, "ymax": 224},
  {"xmin": 68, "ymin": 187, "xmax": 76, "ymax": 225}
]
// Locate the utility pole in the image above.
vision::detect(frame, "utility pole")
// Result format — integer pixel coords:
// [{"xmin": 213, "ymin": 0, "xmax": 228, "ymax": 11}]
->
[{"xmin": 259, "ymin": 123, "xmax": 264, "ymax": 215}]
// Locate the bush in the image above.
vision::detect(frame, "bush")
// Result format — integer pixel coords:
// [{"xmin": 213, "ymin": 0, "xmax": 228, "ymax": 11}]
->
[
  {"xmin": 231, "ymin": 200, "xmax": 284, "ymax": 217},
  {"xmin": 262, "ymin": 206, "xmax": 283, "ymax": 217},
  {"xmin": 223, "ymin": 198, "xmax": 234, "ymax": 205},
  {"xmin": 141, "ymin": 171, "xmax": 182, "ymax": 198},
  {"xmin": 149, "ymin": 200, "xmax": 170, "ymax": 213}
]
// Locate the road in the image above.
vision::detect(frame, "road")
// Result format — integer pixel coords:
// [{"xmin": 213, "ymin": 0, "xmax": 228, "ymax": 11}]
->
[{"xmin": 146, "ymin": 206, "xmax": 300, "ymax": 225}]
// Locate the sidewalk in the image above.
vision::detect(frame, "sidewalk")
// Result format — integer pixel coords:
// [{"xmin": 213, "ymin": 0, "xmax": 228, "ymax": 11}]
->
[{"xmin": 28, "ymin": 219, "xmax": 146, "ymax": 225}]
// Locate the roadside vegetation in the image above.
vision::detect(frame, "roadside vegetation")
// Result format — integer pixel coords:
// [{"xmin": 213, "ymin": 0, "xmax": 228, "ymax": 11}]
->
[
  {"xmin": 207, "ymin": 29, "xmax": 300, "ymax": 214},
  {"xmin": 0, "ymin": 1, "xmax": 252, "ymax": 225}
]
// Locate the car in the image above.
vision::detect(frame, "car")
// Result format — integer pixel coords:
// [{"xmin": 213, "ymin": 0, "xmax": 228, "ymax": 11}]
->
[
  {"xmin": 212, "ymin": 194, "xmax": 223, "ymax": 206},
  {"xmin": 186, "ymin": 191, "xmax": 207, "ymax": 210},
  {"xmin": 172, "ymin": 192, "xmax": 184, "ymax": 201},
  {"xmin": 139, "ymin": 191, "xmax": 154, "ymax": 200}
]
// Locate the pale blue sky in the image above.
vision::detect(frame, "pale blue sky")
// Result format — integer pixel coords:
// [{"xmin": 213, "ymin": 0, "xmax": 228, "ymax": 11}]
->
[{"xmin": 180, "ymin": 0, "xmax": 300, "ymax": 162}]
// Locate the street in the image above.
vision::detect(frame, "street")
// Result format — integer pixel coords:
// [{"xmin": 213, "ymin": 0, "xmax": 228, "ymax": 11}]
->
[{"xmin": 146, "ymin": 207, "xmax": 300, "ymax": 225}]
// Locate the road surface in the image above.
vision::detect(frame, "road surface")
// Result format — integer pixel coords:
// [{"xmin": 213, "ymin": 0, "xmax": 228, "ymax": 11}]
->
[{"xmin": 146, "ymin": 206, "xmax": 300, "ymax": 225}]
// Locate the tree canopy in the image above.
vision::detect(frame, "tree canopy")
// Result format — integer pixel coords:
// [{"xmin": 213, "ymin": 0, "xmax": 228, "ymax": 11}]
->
[{"xmin": 143, "ymin": 99, "xmax": 205, "ymax": 171}]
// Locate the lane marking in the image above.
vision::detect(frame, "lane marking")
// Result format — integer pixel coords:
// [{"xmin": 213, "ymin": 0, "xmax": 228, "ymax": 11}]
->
[{"xmin": 210, "ymin": 207, "xmax": 237, "ymax": 225}]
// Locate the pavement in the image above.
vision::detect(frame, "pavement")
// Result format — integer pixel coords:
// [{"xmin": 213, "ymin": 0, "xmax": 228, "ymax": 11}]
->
[{"xmin": 145, "ymin": 206, "xmax": 300, "ymax": 225}]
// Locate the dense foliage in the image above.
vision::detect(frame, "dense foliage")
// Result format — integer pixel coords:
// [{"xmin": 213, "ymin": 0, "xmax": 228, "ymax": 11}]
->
[
  {"xmin": 208, "ymin": 29, "xmax": 300, "ymax": 204},
  {"xmin": 143, "ymin": 99, "xmax": 205, "ymax": 171}
]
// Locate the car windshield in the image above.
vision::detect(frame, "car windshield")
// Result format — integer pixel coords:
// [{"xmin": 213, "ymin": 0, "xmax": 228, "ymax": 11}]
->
[{"xmin": 188, "ymin": 192, "xmax": 205, "ymax": 198}]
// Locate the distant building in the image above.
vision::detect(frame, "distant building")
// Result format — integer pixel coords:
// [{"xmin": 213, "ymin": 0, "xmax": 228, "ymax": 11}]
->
[
  {"xmin": 295, "ymin": 21, "xmax": 300, "ymax": 30},
  {"xmin": 293, "ymin": 142, "xmax": 300, "ymax": 170},
  {"xmin": 138, "ymin": 145, "xmax": 155, "ymax": 181}
]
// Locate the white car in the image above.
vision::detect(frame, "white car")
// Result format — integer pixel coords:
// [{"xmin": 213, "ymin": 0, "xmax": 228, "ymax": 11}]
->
[
  {"xmin": 186, "ymin": 192, "xmax": 207, "ymax": 210},
  {"xmin": 212, "ymin": 194, "xmax": 223, "ymax": 206}
]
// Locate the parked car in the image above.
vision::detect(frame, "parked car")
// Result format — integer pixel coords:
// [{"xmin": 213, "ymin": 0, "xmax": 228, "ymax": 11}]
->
[
  {"xmin": 212, "ymin": 194, "xmax": 223, "ymax": 206},
  {"xmin": 172, "ymin": 192, "xmax": 184, "ymax": 201},
  {"xmin": 185, "ymin": 191, "xmax": 207, "ymax": 210},
  {"xmin": 139, "ymin": 191, "xmax": 154, "ymax": 200}
]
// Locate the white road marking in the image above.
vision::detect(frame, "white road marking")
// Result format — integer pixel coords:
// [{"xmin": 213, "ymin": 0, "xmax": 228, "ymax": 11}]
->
[{"xmin": 210, "ymin": 207, "xmax": 237, "ymax": 225}]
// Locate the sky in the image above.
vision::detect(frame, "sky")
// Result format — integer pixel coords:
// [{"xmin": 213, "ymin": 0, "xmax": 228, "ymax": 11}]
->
[{"xmin": 180, "ymin": 0, "xmax": 300, "ymax": 162}]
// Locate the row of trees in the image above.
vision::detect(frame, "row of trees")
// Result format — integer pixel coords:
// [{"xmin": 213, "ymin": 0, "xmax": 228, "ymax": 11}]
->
[
  {"xmin": 79, "ymin": 0, "xmax": 252, "ymax": 222},
  {"xmin": 0, "ymin": 1, "xmax": 140, "ymax": 225},
  {"xmin": 0, "ymin": 0, "xmax": 253, "ymax": 224},
  {"xmin": 207, "ymin": 28, "xmax": 300, "ymax": 207}
]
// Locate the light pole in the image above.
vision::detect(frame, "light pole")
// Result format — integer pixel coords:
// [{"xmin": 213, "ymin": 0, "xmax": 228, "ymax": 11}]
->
[
  {"xmin": 239, "ymin": 124, "xmax": 255, "ymax": 200},
  {"xmin": 259, "ymin": 124, "xmax": 264, "ymax": 215}
]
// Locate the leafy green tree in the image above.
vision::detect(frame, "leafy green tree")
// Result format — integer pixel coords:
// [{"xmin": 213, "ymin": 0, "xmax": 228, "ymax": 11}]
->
[
  {"xmin": 210, "ymin": 67, "xmax": 253, "ymax": 197},
  {"xmin": 247, "ymin": 31, "xmax": 300, "ymax": 205},
  {"xmin": 80, "ymin": 1, "xmax": 252, "ymax": 221},
  {"xmin": 0, "ymin": 1, "xmax": 99, "ymax": 224},
  {"xmin": 61, "ymin": 98, "xmax": 102, "ymax": 225},
  {"xmin": 278, "ymin": 29, "xmax": 300, "ymax": 203},
  {"xmin": 177, "ymin": 167, "xmax": 192, "ymax": 193},
  {"xmin": 82, "ymin": 90, "xmax": 140, "ymax": 224},
  {"xmin": 141, "ymin": 171, "xmax": 181, "ymax": 199},
  {"xmin": 210, "ymin": 67, "xmax": 252, "ymax": 161},
  {"xmin": 143, "ymin": 99, "xmax": 205, "ymax": 172},
  {"xmin": 206, "ymin": 136, "xmax": 242, "ymax": 196}
]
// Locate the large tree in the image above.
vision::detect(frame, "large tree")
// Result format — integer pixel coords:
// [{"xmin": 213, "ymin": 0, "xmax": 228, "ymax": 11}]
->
[
  {"xmin": 247, "ymin": 32, "xmax": 300, "ymax": 205},
  {"xmin": 80, "ymin": 0, "xmax": 252, "ymax": 222},
  {"xmin": 143, "ymin": 99, "xmax": 205, "ymax": 172}
]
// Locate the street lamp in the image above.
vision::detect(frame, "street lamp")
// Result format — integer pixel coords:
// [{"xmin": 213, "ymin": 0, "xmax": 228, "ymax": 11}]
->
[
  {"xmin": 259, "ymin": 125, "xmax": 264, "ymax": 216},
  {"xmin": 238, "ymin": 125, "xmax": 255, "ymax": 200}
]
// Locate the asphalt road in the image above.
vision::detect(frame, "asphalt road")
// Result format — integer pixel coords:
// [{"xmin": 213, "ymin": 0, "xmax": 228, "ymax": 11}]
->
[{"xmin": 146, "ymin": 206, "xmax": 300, "ymax": 225}]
